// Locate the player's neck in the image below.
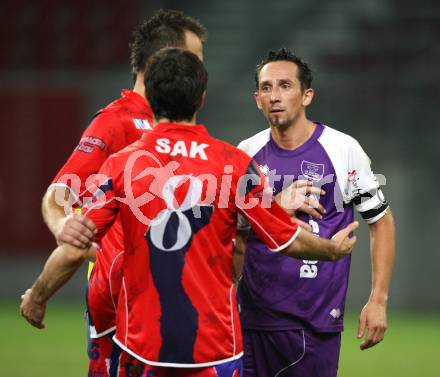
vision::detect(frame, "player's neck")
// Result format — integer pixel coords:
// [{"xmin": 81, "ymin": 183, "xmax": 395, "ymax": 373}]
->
[
  {"xmin": 270, "ymin": 117, "xmax": 316, "ymax": 151},
  {"xmin": 154, "ymin": 115, "xmax": 197, "ymax": 126},
  {"xmin": 133, "ymin": 74, "xmax": 146, "ymax": 99}
]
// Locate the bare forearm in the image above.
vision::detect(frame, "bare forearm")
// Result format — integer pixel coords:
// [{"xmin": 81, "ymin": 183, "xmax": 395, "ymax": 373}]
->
[
  {"xmin": 31, "ymin": 244, "xmax": 86, "ymax": 304},
  {"xmin": 42, "ymin": 187, "xmax": 70, "ymax": 235},
  {"xmin": 356, "ymin": 211, "xmax": 394, "ymax": 350},
  {"xmin": 282, "ymin": 229, "xmax": 337, "ymax": 261},
  {"xmin": 369, "ymin": 210, "xmax": 395, "ymax": 303},
  {"xmin": 42, "ymin": 187, "xmax": 97, "ymax": 248},
  {"xmin": 282, "ymin": 221, "xmax": 358, "ymax": 261}
]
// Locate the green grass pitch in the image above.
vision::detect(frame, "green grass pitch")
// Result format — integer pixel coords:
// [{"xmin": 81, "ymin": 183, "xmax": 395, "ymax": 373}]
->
[{"xmin": 2, "ymin": 301, "xmax": 438, "ymax": 376}]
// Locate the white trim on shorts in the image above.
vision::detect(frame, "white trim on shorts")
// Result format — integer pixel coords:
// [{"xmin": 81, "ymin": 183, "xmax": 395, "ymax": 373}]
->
[
  {"xmin": 274, "ymin": 330, "xmax": 306, "ymax": 377},
  {"xmin": 112, "ymin": 335, "xmax": 243, "ymax": 369},
  {"xmin": 229, "ymin": 284, "xmax": 237, "ymax": 355},
  {"xmin": 89, "ymin": 325, "xmax": 117, "ymax": 339}
]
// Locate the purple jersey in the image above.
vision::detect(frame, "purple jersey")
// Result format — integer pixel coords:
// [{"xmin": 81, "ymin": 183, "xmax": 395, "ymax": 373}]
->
[{"xmin": 237, "ymin": 123, "xmax": 388, "ymax": 332}]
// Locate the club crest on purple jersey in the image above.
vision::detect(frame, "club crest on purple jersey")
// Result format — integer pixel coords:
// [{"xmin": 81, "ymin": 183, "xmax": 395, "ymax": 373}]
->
[{"xmin": 300, "ymin": 160, "xmax": 324, "ymax": 181}]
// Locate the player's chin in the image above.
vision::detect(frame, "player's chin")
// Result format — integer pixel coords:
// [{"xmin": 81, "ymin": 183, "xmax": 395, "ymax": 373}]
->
[
  {"xmin": 270, "ymin": 115, "xmax": 287, "ymax": 128},
  {"xmin": 269, "ymin": 117, "xmax": 281, "ymax": 127}
]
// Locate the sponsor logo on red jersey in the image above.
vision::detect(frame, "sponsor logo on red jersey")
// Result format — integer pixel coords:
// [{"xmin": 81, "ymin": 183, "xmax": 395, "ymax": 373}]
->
[{"xmin": 77, "ymin": 136, "xmax": 106, "ymax": 153}]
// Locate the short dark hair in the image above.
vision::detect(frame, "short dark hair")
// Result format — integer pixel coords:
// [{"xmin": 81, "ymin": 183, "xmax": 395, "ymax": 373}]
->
[
  {"xmin": 130, "ymin": 9, "xmax": 207, "ymax": 75},
  {"xmin": 145, "ymin": 48, "xmax": 208, "ymax": 122},
  {"xmin": 255, "ymin": 48, "xmax": 313, "ymax": 91}
]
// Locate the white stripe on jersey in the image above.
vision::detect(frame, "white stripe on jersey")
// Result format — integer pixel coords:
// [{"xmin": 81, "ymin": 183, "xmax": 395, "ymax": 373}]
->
[
  {"xmin": 317, "ymin": 126, "xmax": 359, "ymax": 205},
  {"xmin": 318, "ymin": 125, "xmax": 387, "ymax": 223},
  {"xmin": 237, "ymin": 128, "xmax": 271, "ymax": 157}
]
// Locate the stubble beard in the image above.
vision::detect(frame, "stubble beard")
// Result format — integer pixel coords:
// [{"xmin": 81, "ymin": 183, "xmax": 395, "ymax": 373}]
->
[{"xmin": 270, "ymin": 113, "xmax": 293, "ymax": 130}]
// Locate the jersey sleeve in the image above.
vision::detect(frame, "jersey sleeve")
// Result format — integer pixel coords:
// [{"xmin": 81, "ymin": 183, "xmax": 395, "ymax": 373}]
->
[
  {"xmin": 347, "ymin": 141, "xmax": 389, "ymax": 224},
  {"xmin": 82, "ymin": 156, "xmax": 119, "ymax": 242},
  {"xmin": 234, "ymin": 156, "xmax": 300, "ymax": 252},
  {"xmin": 50, "ymin": 111, "xmax": 127, "ymax": 204}
]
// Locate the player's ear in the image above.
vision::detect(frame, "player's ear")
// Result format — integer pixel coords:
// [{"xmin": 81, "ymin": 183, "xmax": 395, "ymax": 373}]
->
[
  {"xmin": 254, "ymin": 91, "xmax": 263, "ymax": 111},
  {"xmin": 302, "ymin": 88, "xmax": 314, "ymax": 107},
  {"xmin": 198, "ymin": 91, "xmax": 207, "ymax": 111}
]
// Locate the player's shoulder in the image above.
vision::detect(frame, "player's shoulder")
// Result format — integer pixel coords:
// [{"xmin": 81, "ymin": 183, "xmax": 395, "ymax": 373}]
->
[
  {"xmin": 87, "ymin": 105, "xmax": 122, "ymax": 130},
  {"xmin": 318, "ymin": 124, "xmax": 362, "ymax": 153},
  {"xmin": 202, "ymin": 134, "xmax": 253, "ymax": 166},
  {"xmin": 98, "ymin": 139, "xmax": 145, "ymax": 179},
  {"xmin": 99, "ymin": 91, "xmax": 153, "ymax": 130},
  {"xmin": 95, "ymin": 90, "xmax": 138, "ymax": 118},
  {"xmin": 109, "ymin": 138, "xmax": 146, "ymax": 161},
  {"xmin": 86, "ymin": 94, "xmax": 141, "ymax": 132},
  {"xmin": 101, "ymin": 89, "xmax": 133, "ymax": 111},
  {"xmin": 205, "ymin": 134, "xmax": 234, "ymax": 152},
  {"xmin": 96, "ymin": 96, "xmax": 128, "ymax": 121},
  {"xmin": 237, "ymin": 128, "xmax": 271, "ymax": 157}
]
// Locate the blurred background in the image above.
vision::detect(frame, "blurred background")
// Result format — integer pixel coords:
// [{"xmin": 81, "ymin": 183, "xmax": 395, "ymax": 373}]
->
[{"xmin": 0, "ymin": 0, "xmax": 439, "ymax": 375}]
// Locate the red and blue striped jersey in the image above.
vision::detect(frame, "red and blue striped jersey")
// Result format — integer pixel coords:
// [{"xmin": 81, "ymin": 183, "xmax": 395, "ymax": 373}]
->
[{"xmin": 85, "ymin": 122, "xmax": 300, "ymax": 367}]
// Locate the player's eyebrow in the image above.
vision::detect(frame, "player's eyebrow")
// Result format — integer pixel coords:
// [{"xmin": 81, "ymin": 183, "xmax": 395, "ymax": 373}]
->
[
  {"xmin": 277, "ymin": 78, "xmax": 294, "ymax": 85},
  {"xmin": 260, "ymin": 78, "xmax": 294, "ymax": 88},
  {"xmin": 259, "ymin": 80, "xmax": 272, "ymax": 87}
]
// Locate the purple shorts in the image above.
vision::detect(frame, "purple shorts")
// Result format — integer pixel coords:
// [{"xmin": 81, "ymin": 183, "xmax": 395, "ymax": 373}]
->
[{"xmin": 242, "ymin": 329, "xmax": 341, "ymax": 377}]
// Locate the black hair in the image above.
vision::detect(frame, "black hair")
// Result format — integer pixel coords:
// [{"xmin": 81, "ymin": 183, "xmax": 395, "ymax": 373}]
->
[
  {"xmin": 145, "ymin": 47, "xmax": 208, "ymax": 122},
  {"xmin": 130, "ymin": 9, "xmax": 207, "ymax": 75},
  {"xmin": 255, "ymin": 47, "xmax": 313, "ymax": 91}
]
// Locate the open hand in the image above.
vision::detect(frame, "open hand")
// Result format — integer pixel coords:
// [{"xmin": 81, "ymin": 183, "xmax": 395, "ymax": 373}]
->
[{"xmin": 357, "ymin": 300, "xmax": 388, "ymax": 350}]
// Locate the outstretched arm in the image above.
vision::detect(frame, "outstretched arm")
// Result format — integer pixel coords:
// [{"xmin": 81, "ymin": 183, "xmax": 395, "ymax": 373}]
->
[
  {"xmin": 27, "ymin": 162, "xmax": 119, "ymax": 328},
  {"xmin": 282, "ymin": 221, "xmax": 359, "ymax": 261},
  {"xmin": 357, "ymin": 210, "xmax": 395, "ymax": 350},
  {"xmin": 239, "ymin": 188, "xmax": 359, "ymax": 262},
  {"xmin": 20, "ymin": 244, "xmax": 91, "ymax": 329}
]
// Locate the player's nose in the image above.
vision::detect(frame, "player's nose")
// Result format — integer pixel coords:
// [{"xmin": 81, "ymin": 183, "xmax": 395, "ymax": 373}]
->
[{"xmin": 270, "ymin": 87, "xmax": 281, "ymax": 102}]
